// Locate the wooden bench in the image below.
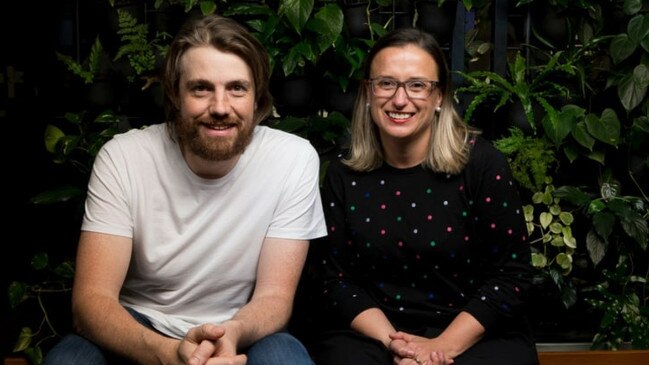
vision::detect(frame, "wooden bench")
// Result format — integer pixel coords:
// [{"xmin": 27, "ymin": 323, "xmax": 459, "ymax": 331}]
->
[{"xmin": 538, "ymin": 349, "xmax": 649, "ymax": 365}]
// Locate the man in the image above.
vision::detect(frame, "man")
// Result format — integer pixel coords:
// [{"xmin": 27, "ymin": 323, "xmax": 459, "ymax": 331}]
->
[{"xmin": 43, "ymin": 14, "xmax": 326, "ymax": 365}]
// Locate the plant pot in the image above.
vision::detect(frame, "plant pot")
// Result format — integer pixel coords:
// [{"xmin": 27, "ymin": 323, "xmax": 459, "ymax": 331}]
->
[
  {"xmin": 531, "ymin": 4, "xmax": 569, "ymax": 49},
  {"xmin": 273, "ymin": 75, "xmax": 317, "ymax": 117},
  {"xmin": 414, "ymin": 0, "xmax": 456, "ymax": 46},
  {"xmin": 324, "ymin": 81, "xmax": 359, "ymax": 119},
  {"xmin": 389, "ymin": 0, "xmax": 414, "ymax": 29},
  {"xmin": 343, "ymin": 3, "xmax": 379, "ymax": 38}
]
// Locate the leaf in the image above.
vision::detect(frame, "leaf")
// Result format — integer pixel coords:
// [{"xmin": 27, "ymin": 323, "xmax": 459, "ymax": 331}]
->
[
  {"xmin": 588, "ymin": 199, "xmax": 606, "ymax": 214},
  {"xmin": 13, "ymin": 327, "xmax": 33, "ymax": 352},
  {"xmin": 585, "ymin": 109, "xmax": 620, "ymax": 146},
  {"xmin": 610, "ymin": 34, "xmax": 636, "ymax": 64},
  {"xmin": 199, "ymin": 1, "xmax": 217, "ymax": 15},
  {"xmin": 279, "ymin": 0, "xmax": 314, "ymax": 35},
  {"xmin": 7, "ymin": 282, "xmax": 27, "ymax": 309},
  {"xmin": 309, "ymin": 4, "xmax": 343, "ymax": 53},
  {"xmin": 626, "ymin": 13, "xmax": 649, "ymax": 44},
  {"xmin": 623, "ymin": 0, "xmax": 644, "ymax": 15},
  {"xmin": 540, "ymin": 212, "xmax": 553, "ymax": 228},
  {"xmin": 618, "ymin": 64, "xmax": 649, "ymax": 112},
  {"xmin": 556, "ymin": 253, "xmax": 573, "ymax": 270},
  {"xmin": 544, "ymin": 105, "xmax": 580, "ymax": 145},
  {"xmin": 54, "ymin": 261, "xmax": 76, "ymax": 280},
  {"xmin": 620, "ymin": 214, "xmax": 649, "ymax": 250},
  {"xmin": 553, "ymin": 185, "xmax": 591, "ymax": 207},
  {"xmin": 30, "ymin": 185, "xmax": 84, "ymax": 205},
  {"xmin": 593, "ymin": 211, "xmax": 615, "ymax": 240},
  {"xmin": 559, "ymin": 211, "xmax": 574, "ymax": 225},
  {"xmin": 550, "ymin": 222, "xmax": 563, "ymax": 234},
  {"xmin": 44, "ymin": 125, "xmax": 65, "ymax": 154},
  {"xmin": 572, "ymin": 121, "xmax": 596, "ymax": 151},
  {"xmin": 531, "ymin": 252, "xmax": 547, "ymax": 268},
  {"xmin": 633, "ymin": 115, "xmax": 649, "ymax": 133},
  {"xmin": 586, "ymin": 229, "xmax": 607, "ymax": 266},
  {"xmin": 24, "ymin": 346, "xmax": 43, "ymax": 365},
  {"xmin": 31, "ymin": 252, "xmax": 49, "ymax": 270},
  {"xmin": 560, "ymin": 281, "xmax": 577, "ymax": 308},
  {"xmin": 563, "ymin": 235, "xmax": 577, "ymax": 249}
]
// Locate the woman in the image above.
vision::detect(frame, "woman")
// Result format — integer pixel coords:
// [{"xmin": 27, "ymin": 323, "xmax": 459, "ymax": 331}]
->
[{"xmin": 310, "ymin": 28, "xmax": 539, "ymax": 365}]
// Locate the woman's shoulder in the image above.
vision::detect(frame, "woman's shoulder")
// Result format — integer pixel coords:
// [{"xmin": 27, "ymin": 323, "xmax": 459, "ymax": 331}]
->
[
  {"xmin": 468, "ymin": 135, "xmax": 506, "ymax": 162},
  {"xmin": 465, "ymin": 135, "xmax": 510, "ymax": 176}
]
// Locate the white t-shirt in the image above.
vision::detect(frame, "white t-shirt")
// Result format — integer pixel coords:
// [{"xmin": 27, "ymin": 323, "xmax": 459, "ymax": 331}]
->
[{"xmin": 82, "ymin": 123, "xmax": 327, "ymax": 338}]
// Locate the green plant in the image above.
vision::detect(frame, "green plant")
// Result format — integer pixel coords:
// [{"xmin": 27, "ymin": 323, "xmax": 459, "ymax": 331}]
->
[
  {"xmin": 493, "ymin": 128, "xmax": 557, "ymax": 192},
  {"xmin": 8, "ymin": 110, "xmax": 126, "ymax": 364},
  {"xmin": 225, "ymin": 0, "xmax": 344, "ymax": 77},
  {"xmin": 55, "ymin": 37, "xmax": 106, "ymax": 84},
  {"xmin": 8, "ymin": 254, "xmax": 74, "ymax": 365},
  {"xmin": 455, "ymin": 51, "xmax": 573, "ymax": 134},
  {"xmin": 553, "ymin": 171, "xmax": 649, "ymax": 349},
  {"xmin": 113, "ymin": 8, "xmax": 171, "ymax": 84}
]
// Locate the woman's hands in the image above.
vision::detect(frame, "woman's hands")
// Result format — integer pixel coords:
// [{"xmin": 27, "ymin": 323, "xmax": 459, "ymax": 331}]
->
[{"xmin": 388, "ymin": 332, "xmax": 455, "ymax": 365}]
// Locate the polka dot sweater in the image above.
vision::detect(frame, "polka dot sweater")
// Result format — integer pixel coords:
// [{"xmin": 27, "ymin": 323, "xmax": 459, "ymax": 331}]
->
[{"xmin": 314, "ymin": 136, "xmax": 534, "ymax": 332}]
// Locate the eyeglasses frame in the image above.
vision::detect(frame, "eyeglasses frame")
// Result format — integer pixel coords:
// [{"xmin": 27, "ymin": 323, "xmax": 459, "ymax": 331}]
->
[{"xmin": 366, "ymin": 78, "xmax": 440, "ymax": 100}]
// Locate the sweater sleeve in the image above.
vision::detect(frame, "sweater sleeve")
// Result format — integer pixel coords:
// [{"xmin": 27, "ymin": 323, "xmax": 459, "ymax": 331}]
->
[
  {"xmin": 314, "ymin": 158, "xmax": 380, "ymax": 325},
  {"xmin": 461, "ymin": 137, "xmax": 535, "ymax": 331}
]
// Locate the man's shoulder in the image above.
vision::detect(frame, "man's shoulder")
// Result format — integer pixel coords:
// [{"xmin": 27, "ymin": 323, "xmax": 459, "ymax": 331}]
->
[
  {"xmin": 255, "ymin": 125, "xmax": 315, "ymax": 152},
  {"xmin": 103, "ymin": 123, "xmax": 166, "ymax": 151}
]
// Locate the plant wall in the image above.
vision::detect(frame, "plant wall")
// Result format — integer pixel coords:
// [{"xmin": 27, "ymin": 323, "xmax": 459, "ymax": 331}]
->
[{"xmin": 6, "ymin": 0, "xmax": 648, "ymax": 363}]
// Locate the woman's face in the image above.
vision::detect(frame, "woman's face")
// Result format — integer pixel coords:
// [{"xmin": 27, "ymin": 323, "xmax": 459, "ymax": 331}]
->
[{"xmin": 368, "ymin": 44, "xmax": 443, "ymax": 148}]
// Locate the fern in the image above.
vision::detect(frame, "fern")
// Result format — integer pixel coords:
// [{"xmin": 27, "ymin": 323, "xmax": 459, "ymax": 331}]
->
[
  {"xmin": 55, "ymin": 37, "xmax": 104, "ymax": 84},
  {"xmin": 113, "ymin": 9, "xmax": 170, "ymax": 82},
  {"xmin": 494, "ymin": 128, "xmax": 556, "ymax": 192}
]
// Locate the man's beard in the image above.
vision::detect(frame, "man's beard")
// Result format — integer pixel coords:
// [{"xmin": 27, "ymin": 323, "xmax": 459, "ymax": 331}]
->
[{"xmin": 175, "ymin": 117, "xmax": 254, "ymax": 161}]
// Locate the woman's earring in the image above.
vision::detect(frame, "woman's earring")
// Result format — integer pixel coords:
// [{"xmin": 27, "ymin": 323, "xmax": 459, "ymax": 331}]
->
[{"xmin": 435, "ymin": 106, "xmax": 442, "ymax": 113}]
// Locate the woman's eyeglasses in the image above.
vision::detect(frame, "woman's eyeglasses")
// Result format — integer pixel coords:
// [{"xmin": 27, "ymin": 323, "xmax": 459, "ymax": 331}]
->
[{"xmin": 367, "ymin": 78, "xmax": 440, "ymax": 99}]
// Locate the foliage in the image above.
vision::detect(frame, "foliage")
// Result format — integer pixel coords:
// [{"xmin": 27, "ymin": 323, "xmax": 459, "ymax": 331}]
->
[
  {"xmin": 493, "ymin": 128, "xmax": 556, "ymax": 192},
  {"xmin": 585, "ymin": 257, "xmax": 649, "ymax": 350},
  {"xmin": 460, "ymin": 0, "xmax": 649, "ymax": 349},
  {"xmin": 555, "ymin": 171, "xmax": 649, "ymax": 348},
  {"xmin": 9, "ymin": 110, "xmax": 125, "ymax": 363},
  {"xmin": 224, "ymin": 0, "xmax": 344, "ymax": 77},
  {"xmin": 8, "ymin": 254, "xmax": 74, "ymax": 365},
  {"xmin": 55, "ymin": 37, "xmax": 105, "ymax": 84},
  {"xmin": 9, "ymin": 0, "xmax": 649, "ymax": 358},
  {"xmin": 455, "ymin": 51, "xmax": 573, "ymax": 134},
  {"xmin": 113, "ymin": 9, "xmax": 171, "ymax": 83}
]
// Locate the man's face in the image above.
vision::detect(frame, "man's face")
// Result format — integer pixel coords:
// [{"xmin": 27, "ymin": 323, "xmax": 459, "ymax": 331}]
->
[{"xmin": 175, "ymin": 46, "xmax": 256, "ymax": 161}]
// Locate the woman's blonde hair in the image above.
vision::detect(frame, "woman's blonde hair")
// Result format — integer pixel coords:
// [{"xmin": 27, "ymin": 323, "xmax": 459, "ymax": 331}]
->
[{"xmin": 344, "ymin": 28, "xmax": 479, "ymax": 175}]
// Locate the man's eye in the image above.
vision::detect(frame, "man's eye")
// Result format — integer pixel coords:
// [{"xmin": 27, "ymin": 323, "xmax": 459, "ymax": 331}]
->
[{"xmin": 229, "ymin": 84, "xmax": 250, "ymax": 96}]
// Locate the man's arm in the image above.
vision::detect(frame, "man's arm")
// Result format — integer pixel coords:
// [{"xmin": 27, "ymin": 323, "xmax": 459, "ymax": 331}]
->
[
  {"xmin": 219, "ymin": 237, "xmax": 309, "ymax": 350},
  {"xmin": 72, "ymin": 231, "xmax": 226, "ymax": 364}
]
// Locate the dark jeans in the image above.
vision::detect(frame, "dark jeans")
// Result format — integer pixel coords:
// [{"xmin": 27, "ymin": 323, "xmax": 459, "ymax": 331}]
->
[{"xmin": 43, "ymin": 308, "xmax": 314, "ymax": 365}]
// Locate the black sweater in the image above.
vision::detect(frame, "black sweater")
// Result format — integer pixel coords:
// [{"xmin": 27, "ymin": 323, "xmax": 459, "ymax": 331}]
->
[{"xmin": 314, "ymin": 136, "xmax": 534, "ymax": 333}]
